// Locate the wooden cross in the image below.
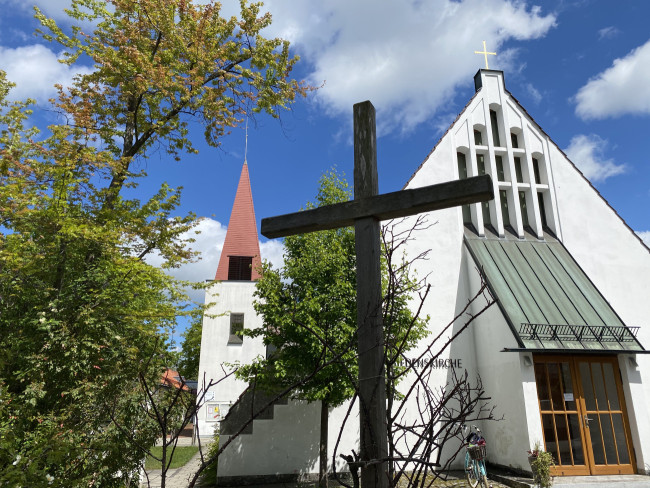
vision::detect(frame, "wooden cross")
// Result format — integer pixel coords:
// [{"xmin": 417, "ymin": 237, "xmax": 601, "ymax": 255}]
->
[
  {"xmin": 474, "ymin": 40, "xmax": 496, "ymax": 69},
  {"xmin": 261, "ymin": 101, "xmax": 493, "ymax": 487}
]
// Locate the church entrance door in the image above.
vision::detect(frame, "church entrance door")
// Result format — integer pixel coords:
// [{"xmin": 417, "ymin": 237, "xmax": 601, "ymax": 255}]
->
[{"xmin": 533, "ymin": 355, "xmax": 635, "ymax": 476}]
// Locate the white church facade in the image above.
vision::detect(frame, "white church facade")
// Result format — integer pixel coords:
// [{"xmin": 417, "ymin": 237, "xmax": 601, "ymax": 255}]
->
[{"xmin": 197, "ymin": 69, "xmax": 650, "ymax": 483}]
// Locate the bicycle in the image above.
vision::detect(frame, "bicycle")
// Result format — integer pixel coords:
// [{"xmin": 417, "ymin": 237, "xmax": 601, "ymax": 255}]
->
[{"xmin": 463, "ymin": 424, "xmax": 489, "ymax": 488}]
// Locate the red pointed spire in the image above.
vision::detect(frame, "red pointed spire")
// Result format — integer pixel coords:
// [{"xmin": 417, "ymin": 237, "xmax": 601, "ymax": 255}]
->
[{"xmin": 215, "ymin": 163, "xmax": 262, "ymax": 281}]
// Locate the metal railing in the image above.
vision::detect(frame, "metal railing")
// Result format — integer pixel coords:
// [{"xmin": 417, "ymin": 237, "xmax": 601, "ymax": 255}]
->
[{"xmin": 519, "ymin": 323, "xmax": 640, "ymax": 349}]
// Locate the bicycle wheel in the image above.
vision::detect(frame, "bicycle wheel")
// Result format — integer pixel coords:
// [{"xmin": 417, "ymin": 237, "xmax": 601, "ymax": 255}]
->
[
  {"xmin": 478, "ymin": 460, "xmax": 489, "ymax": 488},
  {"xmin": 481, "ymin": 474, "xmax": 489, "ymax": 488},
  {"xmin": 464, "ymin": 453, "xmax": 479, "ymax": 488}
]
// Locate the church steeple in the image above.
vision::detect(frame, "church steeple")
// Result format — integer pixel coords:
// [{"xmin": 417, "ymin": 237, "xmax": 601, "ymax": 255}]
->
[{"xmin": 215, "ymin": 162, "xmax": 262, "ymax": 281}]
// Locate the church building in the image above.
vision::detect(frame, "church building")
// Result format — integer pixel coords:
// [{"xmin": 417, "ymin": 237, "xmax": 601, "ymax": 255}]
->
[{"xmin": 197, "ymin": 69, "xmax": 650, "ymax": 483}]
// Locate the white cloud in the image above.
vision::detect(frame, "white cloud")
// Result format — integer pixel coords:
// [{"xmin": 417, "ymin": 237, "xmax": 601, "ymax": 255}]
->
[
  {"xmin": 564, "ymin": 134, "xmax": 625, "ymax": 183},
  {"xmin": 256, "ymin": 0, "xmax": 556, "ymax": 133},
  {"xmin": 0, "ymin": 0, "xmax": 78, "ymax": 22},
  {"xmin": 525, "ymin": 83, "xmax": 542, "ymax": 105},
  {"xmin": 574, "ymin": 39, "xmax": 650, "ymax": 120},
  {"xmin": 147, "ymin": 218, "xmax": 285, "ymax": 303},
  {"xmin": 636, "ymin": 231, "xmax": 650, "ymax": 248},
  {"xmin": 0, "ymin": 44, "xmax": 92, "ymax": 103},
  {"xmin": 173, "ymin": 218, "xmax": 228, "ymax": 284},
  {"xmin": 1, "ymin": 0, "xmax": 556, "ymax": 132},
  {"xmin": 598, "ymin": 26, "xmax": 619, "ymax": 40},
  {"xmin": 260, "ymin": 239, "xmax": 285, "ymax": 271}
]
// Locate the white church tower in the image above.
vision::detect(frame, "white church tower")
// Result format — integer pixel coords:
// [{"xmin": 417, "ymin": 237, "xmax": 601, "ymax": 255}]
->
[{"xmin": 196, "ymin": 161, "xmax": 266, "ymax": 438}]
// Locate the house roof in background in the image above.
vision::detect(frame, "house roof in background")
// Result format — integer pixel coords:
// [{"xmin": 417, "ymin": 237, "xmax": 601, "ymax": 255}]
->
[{"xmin": 161, "ymin": 368, "xmax": 190, "ymax": 391}]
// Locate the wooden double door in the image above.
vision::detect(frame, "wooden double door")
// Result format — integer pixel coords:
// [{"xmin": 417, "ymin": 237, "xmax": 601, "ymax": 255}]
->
[{"xmin": 533, "ymin": 355, "xmax": 636, "ymax": 475}]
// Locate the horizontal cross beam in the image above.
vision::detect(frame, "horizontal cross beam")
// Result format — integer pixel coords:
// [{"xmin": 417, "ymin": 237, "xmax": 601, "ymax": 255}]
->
[{"xmin": 261, "ymin": 174, "xmax": 493, "ymax": 239}]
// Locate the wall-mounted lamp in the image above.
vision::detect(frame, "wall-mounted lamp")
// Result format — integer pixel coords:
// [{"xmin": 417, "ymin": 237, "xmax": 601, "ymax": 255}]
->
[
  {"xmin": 629, "ymin": 356, "xmax": 638, "ymax": 368},
  {"xmin": 523, "ymin": 355, "xmax": 533, "ymax": 367}
]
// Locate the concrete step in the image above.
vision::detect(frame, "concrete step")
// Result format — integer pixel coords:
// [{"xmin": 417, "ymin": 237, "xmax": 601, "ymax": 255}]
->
[{"xmin": 490, "ymin": 470, "xmax": 650, "ymax": 488}]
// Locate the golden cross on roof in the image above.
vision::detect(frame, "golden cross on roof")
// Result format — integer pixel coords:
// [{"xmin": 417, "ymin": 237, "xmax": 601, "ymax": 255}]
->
[{"xmin": 474, "ymin": 40, "xmax": 496, "ymax": 69}]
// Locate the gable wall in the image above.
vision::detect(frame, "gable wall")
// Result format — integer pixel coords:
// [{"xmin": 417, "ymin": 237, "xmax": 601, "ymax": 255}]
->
[{"xmin": 402, "ymin": 69, "xmax": 650, "ymax": 472}]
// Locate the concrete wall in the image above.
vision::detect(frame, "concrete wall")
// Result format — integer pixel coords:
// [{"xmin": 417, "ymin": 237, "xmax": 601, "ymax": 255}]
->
[
  {"xmin": 218, "ymin": 399, "xmax": 359, "ymax": 480},
  {"xmin": 219, "ymin": 400, "xmax": 320, "ymax": 478},
  {"xmin": 196, "ymin": 280, "xmax": 266, "ymax": 437},
  {"xmin": 549, "ymin": 142, "xmax": 650, "ymax": 471},
  {"xmin": 396, "ymin": 122, "xmax": 489, "ymax": 470},
  {"xmin": 464, "ymin": 253, "xmax": 543, "ymax": 472}
]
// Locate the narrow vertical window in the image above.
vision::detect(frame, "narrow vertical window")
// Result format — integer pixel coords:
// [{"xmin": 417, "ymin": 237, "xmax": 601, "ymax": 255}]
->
[
  {"xmin": 533, "ymin": 158, "xmax": 542, "ymax": 184},
  {"xmin": 500, "ymin": 190, "xmax": 510, "ymax": 227},
  {"xmin": 538, "ymin": 192, "xmax": 548, "ymax": 229},
  {"xmin": 514, "ymin": 157, "xmax": 524, "ymax": 183},
  {"xmin": 519, "ymin": 191, "xmax": 529, "ymax": 227},
  {"xmin": 511, "ymin": 132, "xmax": 519, "ymax": 149},
  {"xmin": 482, "ymin": 201, "xmax": 492, "ymax": 227},
  {"xmin": 457, "ymin": 152, "xmax": 468, "ymax": 179},
  {"xmin": 490, "ymin": 110, "xmax": 501, "ymax": 147},
  {"xmin": 474, "ymin": 130, "xmax": 483, "ymax": 146},
  {"xmin": 495, "ymin": 155, "xmax": 505, "ymax": 181},
  {"xmin": 477, "ymin": 154, "xmax": 486, "ymax": 175},
  {"xmin": 457, "ymin": 152, "xmax": 471, "ymax": 224},
  {"xmin": 229, "ymin": 313, "xmax": 244, "ymax": 344}
]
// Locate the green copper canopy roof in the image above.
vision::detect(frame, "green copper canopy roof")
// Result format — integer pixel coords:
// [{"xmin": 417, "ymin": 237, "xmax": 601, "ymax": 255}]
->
[{"xmin": 465, "ymin": 231, "xmax": 644, "ymax": 353}]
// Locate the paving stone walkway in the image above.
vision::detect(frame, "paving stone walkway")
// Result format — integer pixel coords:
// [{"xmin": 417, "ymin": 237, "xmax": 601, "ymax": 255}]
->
[
  {"xmin": 141, "ymin": 450, "xmax": 205, "ymax": 488},
  {"xmin": 140, "ymin": 436, "xmax": 213, "ymax": 488}
]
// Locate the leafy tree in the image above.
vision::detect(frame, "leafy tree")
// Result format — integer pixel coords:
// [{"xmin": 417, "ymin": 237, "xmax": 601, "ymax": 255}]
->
[
  {"xmin": 0, "ymin": 0, "xmax": 306, "ymax": 485},
  {"xmin": 177, "ymin": 315, "xmax": 203, "ymax": 380},
  {"xmin": 237, "ymin": 170, "xmax": 428, "ymax": 488}
]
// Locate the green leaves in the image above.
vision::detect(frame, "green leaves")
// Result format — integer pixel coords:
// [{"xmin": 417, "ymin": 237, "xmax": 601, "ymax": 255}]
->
[
  {"xmin": 239, "ymin": 169, "xmax": 428, "ymax": 407},
  {"xmin": 37, "ymin": 0, "xmax": 307, "ymax": 167},
  {"xmin": 238, "ymin": 170, "xmax": 357, "ymax": 407},
  {"xmin": 1, "ymin": 1, "xmax": 307, "ymax": 485}
]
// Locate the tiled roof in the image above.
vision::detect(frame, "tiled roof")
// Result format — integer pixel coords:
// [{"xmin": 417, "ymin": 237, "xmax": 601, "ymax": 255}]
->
[
  {"xmin": 215, "ymin": 163, "xmax": 262, "ymax": 281},
  {"xmin": 161, "ymin": 368, "xmax": 190, "ymax": 391}
]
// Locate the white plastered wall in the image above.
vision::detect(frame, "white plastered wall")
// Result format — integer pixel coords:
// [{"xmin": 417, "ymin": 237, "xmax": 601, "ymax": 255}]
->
[
  {"xmin": 549, "ymin": 143, "xmax": 650, "ymax": 471},
  {"xmin": 464, "ymin": 252, "xmax": 543, "ymax": 471},
  {"xmin": 199, "ymin": 280, "xmax": 360, "ymax": 478},
  {"xmin": 396, "ymin": 125, "xmax": 487, "ymax": 470},
  {"xmin": 196, "ymin": 280, "xmax": 266, "ymax": 437},
  {"xmin": 218, "ymin": 399, "xmax": 360, "ymax": 478}
]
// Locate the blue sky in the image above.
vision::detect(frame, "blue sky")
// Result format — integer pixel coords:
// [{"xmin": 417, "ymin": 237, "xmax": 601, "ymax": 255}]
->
[{"xmin": 1, "ymin": 0, "xmax": 649, "ymax": 336}]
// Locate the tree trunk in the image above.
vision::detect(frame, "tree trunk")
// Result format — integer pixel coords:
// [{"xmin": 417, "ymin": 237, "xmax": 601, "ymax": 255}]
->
[{"xmin": 319, "ymin": 399, "xmax": 329, "ymax": 488}]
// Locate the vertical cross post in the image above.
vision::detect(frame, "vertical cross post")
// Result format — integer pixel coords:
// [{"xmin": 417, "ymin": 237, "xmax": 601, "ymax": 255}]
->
[{"xmin": 354, "ymin": 101, "xmax": 388, "ymax": 487}]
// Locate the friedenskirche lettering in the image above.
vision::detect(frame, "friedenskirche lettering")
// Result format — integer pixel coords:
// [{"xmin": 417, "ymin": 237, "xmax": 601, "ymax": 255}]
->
[{"xmin": 400, "ymin": 358, "xmax": 463, "ymax": 369}]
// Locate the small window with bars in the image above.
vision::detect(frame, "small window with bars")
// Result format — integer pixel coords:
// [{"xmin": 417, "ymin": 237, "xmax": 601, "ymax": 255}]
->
[
  {"xmin": 228, "ymin": 313, "xmax": 244, "ymax": 344},
  {"xmin": 500, "ymin": 190, "xmax": 511, "ymax": 228},
  {"xmin": 228, "ymin": 256, "xmax": 253, "ymax": 281}
]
